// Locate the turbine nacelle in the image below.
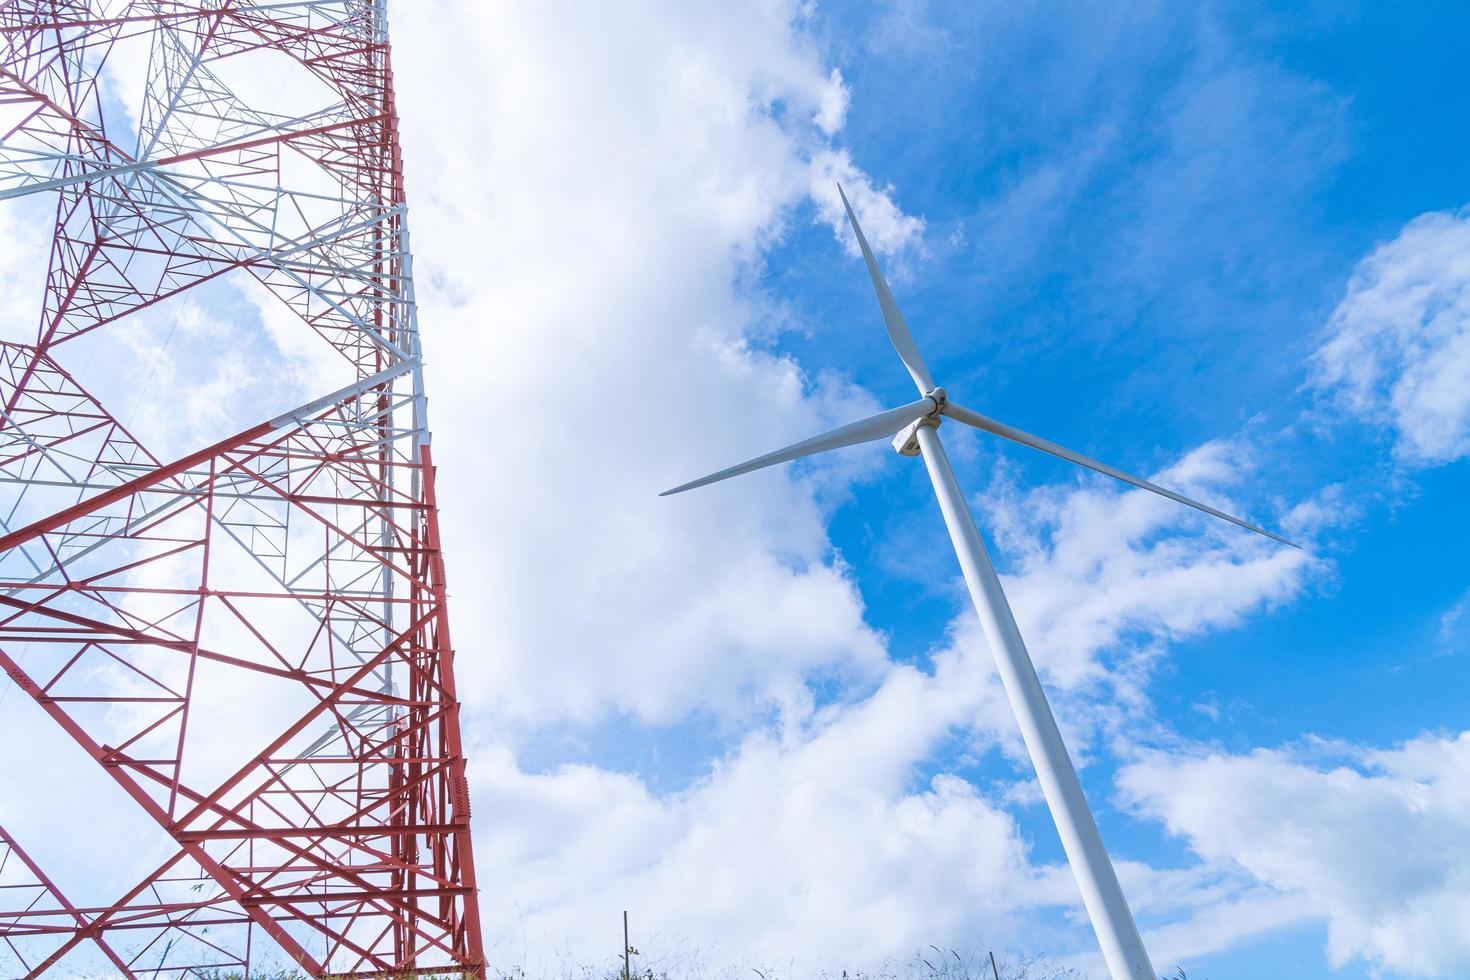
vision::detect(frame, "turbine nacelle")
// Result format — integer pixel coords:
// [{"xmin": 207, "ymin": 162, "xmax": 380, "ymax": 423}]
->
[{"xmin": 892, "ymin": 386, "xmax": 945, "ymax": 456}]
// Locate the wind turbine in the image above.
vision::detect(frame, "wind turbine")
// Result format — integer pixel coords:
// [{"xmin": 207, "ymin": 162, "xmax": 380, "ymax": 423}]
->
[{"xmin": 661, "ymin": 186, "xmax": 1298, "ymax": 980}]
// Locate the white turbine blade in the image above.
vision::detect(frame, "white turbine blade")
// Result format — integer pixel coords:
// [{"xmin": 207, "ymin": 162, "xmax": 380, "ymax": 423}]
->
[
  {"xmin": 661, "ymin": 397, "xmax": 935, "ymax": 496},
  {"xmin": 837, "ymin": 183, "xmax": 935, "ymax": 395},
  {"xmin": 940, "ymin": 401, "xmax": 1300, "ymax": 548}
]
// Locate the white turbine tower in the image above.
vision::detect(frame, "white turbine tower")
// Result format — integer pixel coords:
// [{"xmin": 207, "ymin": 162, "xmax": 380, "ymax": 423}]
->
[{"xmin": 662, "ymin": 186, "xmax": 1298, "ymax": 980}]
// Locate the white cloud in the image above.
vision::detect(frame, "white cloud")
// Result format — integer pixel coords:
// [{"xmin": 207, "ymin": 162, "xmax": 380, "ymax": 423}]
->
[
  {"xmin": 814, "ymin": 68, "xmax": 851, "ymax": 135},
  {"xmin": 983, "ymin": 438, "xmax": 1314, "ymax": 715},
  {"xmin": 390, "ymin": 0, "xmax": 919, "ymax": 730},
  {"xmin": 1119, "ymin": 732, "xmax": 1470, "ymax": 978},
  {"xmin": 1313, "ymin": 207, "xmax": 1470, "ymax": 466},
  {"xmin": 469, "ymin": 711, "xmax": 1072, "ymax": 975},
  {"xmin": 809, "ymin": 147, "xmax": 926, "ymax": 257}
]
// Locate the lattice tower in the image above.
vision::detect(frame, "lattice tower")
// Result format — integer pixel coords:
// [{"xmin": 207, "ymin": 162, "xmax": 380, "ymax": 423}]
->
[{"xmin": 0, "ymin": 2, "xmax": 484, "ymax": 975}]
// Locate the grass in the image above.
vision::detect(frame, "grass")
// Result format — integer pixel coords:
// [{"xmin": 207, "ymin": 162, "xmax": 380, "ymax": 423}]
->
[
  {"xmin": 190, "ymin": 950, "xmax": 1205, "ymax": 980},
  {"xmin": 470, "ymin": 945, "xmax": 1087, "ymax": 980}
]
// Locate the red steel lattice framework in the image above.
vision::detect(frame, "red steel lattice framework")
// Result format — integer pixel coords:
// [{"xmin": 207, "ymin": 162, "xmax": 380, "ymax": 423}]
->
[{"xmin": 0, "ymin": 1, "xmax": 484, "ymax": 975}]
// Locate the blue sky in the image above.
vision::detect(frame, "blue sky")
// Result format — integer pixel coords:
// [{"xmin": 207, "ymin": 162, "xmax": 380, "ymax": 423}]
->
[
  {"xmin": 2, "ymin": 1, "xmax": 1469, "ymax": 978},
  {"xmin": 387, "ymin": 2, "xmax": 1469, "ymax": 976},
  {"xmin": 391, "ymin": 1, "xmax": 1470, "ymax": 976}
]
